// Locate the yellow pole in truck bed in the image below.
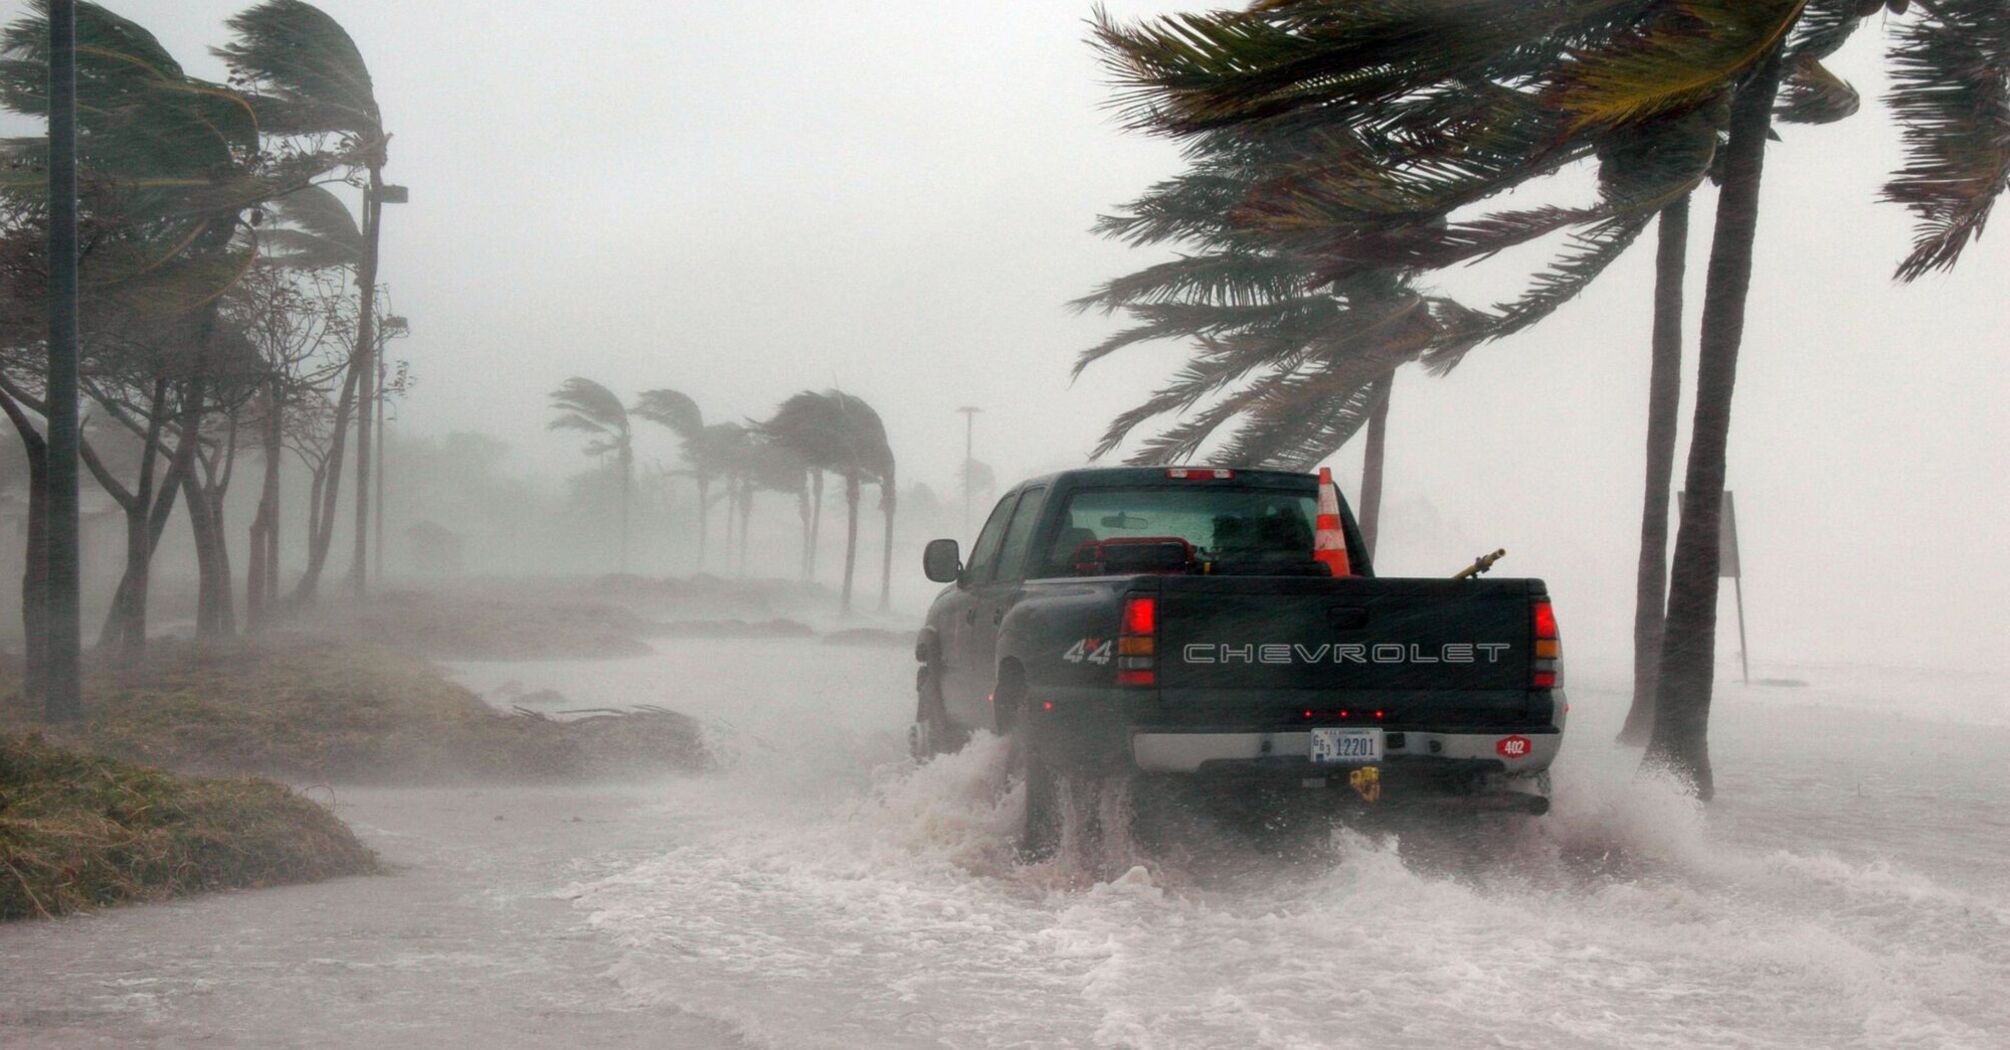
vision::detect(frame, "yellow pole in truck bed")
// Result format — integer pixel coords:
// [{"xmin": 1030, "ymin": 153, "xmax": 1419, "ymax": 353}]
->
[{"xmin": 1452, "ymin": 549, "xmax": 1507, "ymax": 580}]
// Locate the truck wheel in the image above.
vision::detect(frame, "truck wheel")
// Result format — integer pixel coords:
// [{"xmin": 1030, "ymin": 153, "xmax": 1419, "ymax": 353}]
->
[
  {"xmin": 910, "ymin": 666, "xmax": 962, "ymax": 761},
  {"xmin": 1011, "ymin": 717, "xmax": 1062, "ymax": 861}
]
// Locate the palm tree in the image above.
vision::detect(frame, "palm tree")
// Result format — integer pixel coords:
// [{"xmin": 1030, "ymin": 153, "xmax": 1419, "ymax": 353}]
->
[
  {"xmin": 727, "ymin": 431, "xmax": 813, "ymax": 578},
  {"xmin": 1643, "ymin": 1, "xmax": 2009, "ymax": 790},
  {"xmin": 1617, "ymin": 196, "xmax": 1691, "ymax": 746},
  {"xmin": 1615, "ymin": 2, "xmax": 1884, "ymax": 748},
  {"xmin": 215, "ymin": 0, "xmax": 390, "ymax": 597},
  {"xmin": 2, "ymin": 1, "xmax": 349, "ymax": 664},
  {"xmin": 1098, "ymin": 0, "xmax": 2010, "ymax": 793},
  {"xmin": 1088, "ymin": 0, "xmax": 1816, "ymax": 792},
  {"xmin": 631, "ymin": 388, "xmax": 714, "ymax": 567},
  {"xmin": 762, "ymin": 390, "xmax": 893, "ymax": 614},
  {"xmin": 548, "ymin": 378, "xmax": 633, "ymax": 571}
]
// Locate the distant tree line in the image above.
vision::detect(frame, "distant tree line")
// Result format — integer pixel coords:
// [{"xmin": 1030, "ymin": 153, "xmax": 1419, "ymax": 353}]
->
[{"xmin": 550, "ymin": 380, "xmax": 898, "ymax": 614}]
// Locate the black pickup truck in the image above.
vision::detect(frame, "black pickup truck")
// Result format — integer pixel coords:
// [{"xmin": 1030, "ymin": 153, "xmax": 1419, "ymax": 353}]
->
[{"xmin": 913, "ymin": 466, "xmax": 1564, "ymax": 855}]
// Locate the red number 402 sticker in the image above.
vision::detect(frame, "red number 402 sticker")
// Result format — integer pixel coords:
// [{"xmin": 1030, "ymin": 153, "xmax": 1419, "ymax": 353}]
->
[{"xmin": 1496, "ymin": 735, "xmax": 1533, "ymax": 759}]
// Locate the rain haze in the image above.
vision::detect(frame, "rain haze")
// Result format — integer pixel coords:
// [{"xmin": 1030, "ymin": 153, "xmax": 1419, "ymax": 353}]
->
[{"xmin": 0, "ymin": 2, "xmax": 2005, "ymax": 1048}]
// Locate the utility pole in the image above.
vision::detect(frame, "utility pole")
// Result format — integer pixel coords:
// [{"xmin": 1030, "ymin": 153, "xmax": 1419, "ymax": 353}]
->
[
  {"xmin": 956, "ymin": 405, "xmax": 981, "ymax": 532},
  {"xmin": 371, "ymin": 315, "xmax": 405, "ymax": 584},
  {"xmin": 43, "ymin": 0, "xmax": 82, "ymax": 722},
  {"xmin": 348, "ymin": 182, "xmax": 404, "ymax": 597},
  {"xmin": 373, "ymin": 346, "xmax": 386, "ymax": 583}
]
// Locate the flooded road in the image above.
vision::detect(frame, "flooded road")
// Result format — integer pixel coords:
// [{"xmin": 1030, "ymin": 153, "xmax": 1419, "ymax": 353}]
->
[{"xmin": 3, "ymin": 638, "xmax": 2005, "ymax": 1049}]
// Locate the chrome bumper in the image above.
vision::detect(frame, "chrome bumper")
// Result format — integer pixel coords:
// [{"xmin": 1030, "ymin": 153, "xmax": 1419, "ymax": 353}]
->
[{"xmin": 1130, "ymin": 727, "xmax": 1561, "ymax": 774}]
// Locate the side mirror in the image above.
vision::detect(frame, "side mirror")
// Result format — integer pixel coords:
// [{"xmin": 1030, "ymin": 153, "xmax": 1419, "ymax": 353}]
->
[{"xmin": 923, "ymin": 539, "xmax": 962, "ymax": 583}]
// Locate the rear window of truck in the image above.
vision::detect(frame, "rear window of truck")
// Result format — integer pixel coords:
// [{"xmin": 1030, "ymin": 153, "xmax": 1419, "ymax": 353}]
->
[{"xmin": 1035, "ymin": 486, "xmax": 1319, "ymax": 578}]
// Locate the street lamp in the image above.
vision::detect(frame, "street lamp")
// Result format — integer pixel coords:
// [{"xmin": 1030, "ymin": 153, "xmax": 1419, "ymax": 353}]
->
[
  {"xmin": 956, "ymin": 406, "xmax": 982, "ymax": 532},
  {"xmin": 350, "ymin": 182, "xmax": 407, "ymax": 596}
]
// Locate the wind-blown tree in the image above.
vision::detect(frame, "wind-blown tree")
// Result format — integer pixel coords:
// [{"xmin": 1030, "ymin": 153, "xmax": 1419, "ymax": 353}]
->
[
  {"xmin": 1089, "ymin": 0, "xmax": 2003, "ymax": 793},
  {"xmin": 1620, "ymin": 2, "xmax": 1876, "ymax": 745},
  {"xmin": 216, "ymin": 0, "xmax": 391, "ymax": 598},
  {"xmin": 250, "ymin": 182, "xmax": 366, "ymax": 605},
  {"xmin": 763, "ymin": 390, "xmax": 895, "ymax": 613},
  {"xmin": 722, "ymin": 430, "xmax": 812, "ymax": 578},
  {"xmin": 632, "ymin": 388, "xmax": 723, "ymax": 569},
  {"xmin": 548, "ymin": 378, "xmax": 633, "ymax": 571},
  {"xmin": 1649, "ymin": 0, "xmax": 2010, "ymax": 792},
  {"xmin": 1, "ymin": 1, "xmax": 346, "ymax": 662},
  {"xmin": 226, "ymin": 252, "xmax": 350, "ymax": 630}
]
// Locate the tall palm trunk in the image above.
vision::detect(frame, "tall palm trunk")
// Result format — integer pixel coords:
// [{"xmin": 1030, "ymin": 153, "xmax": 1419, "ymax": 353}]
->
[
  {"xmin": 839, "ymin": 471, "xmax": 861, "ymax": 613},
  {"xmin": 797, "ymin": 477, "xmax": 812, "ymax": 580},
  {"xmin": 374, "ymin": 351, "xmax": 386, "ymax": 582},
  {"xmin": 1357, "ymin": 372, "xmax": 1393, "ymax": 558},
  {"xmin": 738, "ymin": 477, "xmax": 754, "ymax": 577},
  {"xmin": 1647, "ymin": 52, "xmax": 1785, "ymax": 800},
  {"xmin": 694, "ymin": 475, "xmax": 710, "ymax": 571},
  {"xmin": 348, "ymin": 175, "xmax": 383, "ymax": 597},
  {"xmin": 1618, "ymin": 196, "xmax": 1692, "ymax": 746},
  {"xmin": 618, "ymin": 446, "xmax": 632, "ymax": 573},
  {"xmin": 878, "ymin": 469, "xmax": 896, "ymax": 613},
  {"xmin": 808, "ymin": 470, "xmax": 825, "ymax": 580}
]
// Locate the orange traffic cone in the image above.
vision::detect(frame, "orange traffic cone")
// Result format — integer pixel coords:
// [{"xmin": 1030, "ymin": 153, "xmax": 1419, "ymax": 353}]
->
[{"xmin": 1315, "ymin": 467, "xmax": 1352, "ymax": 577}]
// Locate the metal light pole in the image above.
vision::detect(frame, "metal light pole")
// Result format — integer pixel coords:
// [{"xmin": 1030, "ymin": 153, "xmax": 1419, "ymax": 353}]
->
[
  {"xmin": 372, "ymin": 315, "xmax": 407, "ymax": 584},
  {"xmin": 349, "ymin": 182, "xmax": 405, "ymax": 597},
  {"xmin": 956, "ymin": 405, "xmax": 981, "ymax": 532},
  {"xmin": 43, "ymin": 0, "xmax": 81, "ymax": 722}
]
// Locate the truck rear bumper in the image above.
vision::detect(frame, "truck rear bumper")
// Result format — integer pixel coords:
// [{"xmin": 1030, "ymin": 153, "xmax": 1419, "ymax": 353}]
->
[{"xmin": 1130, "ymin": 725, "xmax": 1560, "ymax": 775}]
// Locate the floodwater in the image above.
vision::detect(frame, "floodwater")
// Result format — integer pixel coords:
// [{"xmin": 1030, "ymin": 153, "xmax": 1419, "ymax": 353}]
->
[{"xmin": 3, "ymin": 638, "xmax": 2005, "ymax": 1049}]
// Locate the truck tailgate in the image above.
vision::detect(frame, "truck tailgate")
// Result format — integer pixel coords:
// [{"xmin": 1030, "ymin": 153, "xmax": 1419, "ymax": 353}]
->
[{"xmin": 1149, "ymin": 576, "xmax": 1544, "ymax": 728}]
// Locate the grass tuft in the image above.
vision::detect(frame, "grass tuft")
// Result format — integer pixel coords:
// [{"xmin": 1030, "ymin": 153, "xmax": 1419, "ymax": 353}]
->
[{"xmin": 0, "ymin": 731, "xmax": 379, "ymax": 921}]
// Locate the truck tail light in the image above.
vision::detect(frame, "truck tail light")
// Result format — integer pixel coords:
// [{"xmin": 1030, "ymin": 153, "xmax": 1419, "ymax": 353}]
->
[
  {"xmin": 1531, "ymin": 599, "xmax": 1562, "ymax": 689},
  {"xmin": 1117, "ymin": 594, "xmax": 1157, "ymax": 687},
  {"xmin": 1165, "ymin": 467, "xmax": 1234, "ymax": 480}
]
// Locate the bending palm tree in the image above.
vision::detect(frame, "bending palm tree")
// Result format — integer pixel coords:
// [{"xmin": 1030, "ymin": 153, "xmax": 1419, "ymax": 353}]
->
[
  {"xmin": 631, "ymin": 388, "xmax": 716, "ymax": 568},
  {"xmin": 762, "ymin": 390, "xmax": 893, "ymax": 613},
  {"xmin": 548, "ymin": 378, "xmax": 633, "ymax": 572},
  {"xmin": 216, "ymin": 0, "xmax": 390, "ymax": 597},
  {"xmin": 1088, "ymin": 0, "xmax": 1833, "ymax": 792}
]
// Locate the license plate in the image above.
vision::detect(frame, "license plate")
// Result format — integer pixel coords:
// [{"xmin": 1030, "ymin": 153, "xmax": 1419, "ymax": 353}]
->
[{"xmin": 1310, "ymin": 727, "xmax": 1384, "ymax": 764}]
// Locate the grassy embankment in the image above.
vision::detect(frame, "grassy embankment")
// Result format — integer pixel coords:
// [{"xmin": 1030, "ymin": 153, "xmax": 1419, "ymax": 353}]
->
[
  {"xmin": 0, "ymin": 731, "xmax": 378, "ymax": 921},
  {"xmin": 0, "ymin": 591, "xmax": 713, "ymax": 920}
]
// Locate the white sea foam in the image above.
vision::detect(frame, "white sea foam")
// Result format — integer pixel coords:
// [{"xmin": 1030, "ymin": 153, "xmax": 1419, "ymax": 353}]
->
[{"xmin": 458, "ymin": 643, "xmax": 2010, "ymax": 1049}]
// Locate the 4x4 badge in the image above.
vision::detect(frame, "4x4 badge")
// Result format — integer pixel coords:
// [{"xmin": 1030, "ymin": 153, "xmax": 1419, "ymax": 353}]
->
[{"xmin": 1062, "ymin": 638, "xmax": 1113, "ymax": 666}]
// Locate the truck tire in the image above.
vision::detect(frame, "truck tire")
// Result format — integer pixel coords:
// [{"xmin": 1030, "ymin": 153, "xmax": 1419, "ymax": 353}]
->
[
  {"xmin": 1011, "ymin": 717, "xmax": 1061, "ymax": 861},
  {"xmin": 910, "ymin": 665, "xmax": 963, "ymax": 761},
  {"xmin": 995, "ymin": 667, "xmax": 1060, "ymax": 860}
]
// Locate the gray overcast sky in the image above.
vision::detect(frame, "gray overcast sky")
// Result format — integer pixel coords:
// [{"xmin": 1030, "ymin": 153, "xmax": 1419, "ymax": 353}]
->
[{"xmin": 13, "ymin": 1, "xmax": 2009, "ymax": 667}]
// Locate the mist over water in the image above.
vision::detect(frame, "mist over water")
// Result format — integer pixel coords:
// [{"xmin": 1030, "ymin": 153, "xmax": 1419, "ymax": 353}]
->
[{"xmin": 448, "ymin": 642, "xmax": 2010, "ymax": 1050}]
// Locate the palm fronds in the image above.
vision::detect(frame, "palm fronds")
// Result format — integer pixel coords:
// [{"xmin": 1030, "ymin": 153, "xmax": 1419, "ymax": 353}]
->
[
  {"xmin": 213, "ymin": 0, "xmax": 381, "ymax": 150},
  {"xmin": 547, "ymin": 378, "xmax": 630, "ymax": 457},
  {"xmin": 1880, "ymin": 0, "xmax": 2010, "ymax": 280},
  {"xmin": 1549, "ymin": 0, "xmax": 1806, "ymax": 131},
  {"xmin": 259, "ymin": 185, "xmax": 362, "ymax": 270},
  {"xmin": 631, "ymin": 388, "xmax": 705, "ymax": 440}
]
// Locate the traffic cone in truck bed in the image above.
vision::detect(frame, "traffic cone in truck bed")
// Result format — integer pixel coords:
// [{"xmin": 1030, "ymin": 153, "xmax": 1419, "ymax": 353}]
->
[{"xmin": 1315, "ymin": 467, "xmax": 1353, "ymax": 577}]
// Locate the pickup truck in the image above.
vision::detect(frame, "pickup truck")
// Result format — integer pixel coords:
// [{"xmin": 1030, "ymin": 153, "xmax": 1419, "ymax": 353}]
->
[{"xmin": 913, "ymin": 466, "xmax": 1564, "ymax": 857}]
